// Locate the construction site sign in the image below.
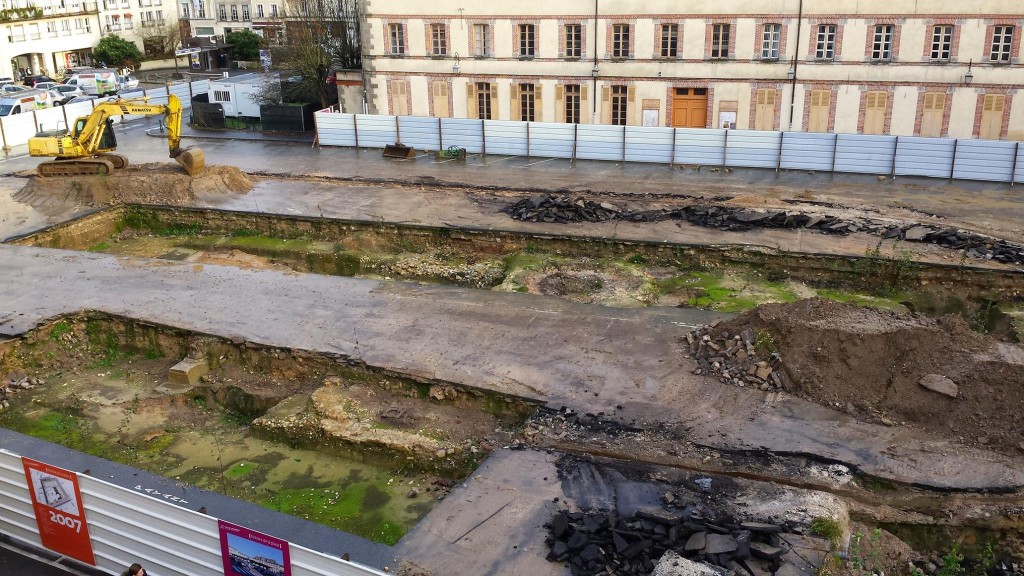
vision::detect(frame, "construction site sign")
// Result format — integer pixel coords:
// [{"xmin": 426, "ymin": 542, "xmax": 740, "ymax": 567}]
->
[
  {"xmin": 218, "ymin": 519, "xmax": 291, "ymax": 576},
  {"xmin": 21, "ymin": 457, "xmax": 95, "ymax": 565}
]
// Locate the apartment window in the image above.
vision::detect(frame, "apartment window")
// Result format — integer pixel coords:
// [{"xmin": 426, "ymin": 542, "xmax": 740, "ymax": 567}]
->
[
  {"xmin": 565, "ymin": 24, "xmax": 581, "ymax": 58},
  {"xmin": 991, "ymin": 25, "xmax": 1014, "ymax": 62},
  {"xmin": 241, "ymin": 5, "xmax": 248, "ymax": 20},
  {"xmin": 217, "ymin": 4, "xmax": 225, "ymax": 20},
  {"xmin": 255, "ymin": 3, "xmax": 262, "ymax": 17},
  {"xmin": 930, "ymin": 25, "xmax": 953, "ymax": 61},
  {"xmin": 565, "ymin": 84, "xmax": 581, "ymax": 124},
  {"xmin": 476, "ymin": 82, "xmax": 492, "ymax": 120},
  {"xmin": 711, "ymin": 24, "xmax": 730, "ymax": 58},
  {"xmin": 179, "ymin": 1, "xmax": 188, "ymax": 17},
  {"xmin": 660, "ymin": 24, "xmax": 678, "ymax": 58},
  {"xmin": 473, "ymin": 23, "xmax": 489, "ymax": 57},
  {"xmin": 519, "ymin": 24, "xmax": 535, "ymax": 57},
  {"xmin": 124, "ymin": 15, "xmax": 132, "ymax": 28},
  {"xmin": 229, "ymin": 4, "xmax": 237, "ymax": 20},
  {"xmin": 761, "ymin": 23, "xmax": 780, "ymax": 60},
  {"xmin": 196, "ymin": 1, "xmax": 205, "ymax": 18},
  {"xmin": 612, "ymin": 23, "xmax": 630, "ymax": 58},
  {"xmin": 269, "ymin": 3, "xmax": 276, "ymax": 16},
  {"xmin": 388, "ymin": 23, "xmax": 404, "ymax": 55},
  {"xmin": 519, "ymin": 83, "xmax": 535, "ymax": 122},
  {"xmin": 816, "ymin": 24, "xmax": 836, "ymax": 60},
  {"xmin": 871, "ymin": 24, "xmax": 893, "ymax": 61},
  {"xmin": 431, "ymin": 23, "xmax": 446, "ymax": 56},
  {"xmin": 611, "ymin": 85, "xmax": 628, "ymax": 126}
]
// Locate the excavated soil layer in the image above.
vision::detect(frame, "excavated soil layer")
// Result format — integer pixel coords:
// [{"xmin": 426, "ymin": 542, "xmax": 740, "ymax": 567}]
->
[
  {"xmin": 710, "ymin": 299, "xmax": 1024, "ymax": 454},
  {"xmin": 15, "ymin": 163, "xmax": 252, "ymax": 206}
]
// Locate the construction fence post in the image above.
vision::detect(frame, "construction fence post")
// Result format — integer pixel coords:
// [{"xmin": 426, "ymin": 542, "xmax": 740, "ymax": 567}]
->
[
  {"xmin": 188, "ymin": 80, "xmax": 194, "ymax": 101},
  {"xmin": 775, "ymin": 132, "xmax": 785, "ymax": 173},
  {"xmin": 830, "ymin": 133, "xmax": 839, "ymax": 173},
  {"xmin": 481, "ymin": 119, "xmax": 486, "ymax": 157},
  {"xmin": 572, "ymin": 123, "xmax": 578, "ymax": 162},
  {"xmin": 1011, "ymin": 142, "xmax": 1020, "ymax": 187},
  {"xmin": 394, "ymin": 115, "xmax": 401, "ymax": 144},
  {"xmin": 621, "ymin": 124, "xmax": 627, "ymax": 162},
  {"xmin": 353, "ymin": 114, "xmax": 360, "ymax": 148},
  {"xmin": 670, "ymin": 127, "xmax": 677, "ymax": 168},
  {"xmin": 890, "ymin": 136, "xmax": 900, "ymax": 179},
  {"xmin": 722, "ymin": 129, "xmax": 729, "ymax": 168},
  {"xmin": 437, "ymin": 117, "xmax": 442, "ymax": 151},
  {"xmin": 0, "ymin": 116, "xmax": 8, "ymax": 151},
  {"xmin": 948, "ymin": 139, "xmax": 959, "ymax": 181},
  {"xmin": 526, "ymin": 122, "xmax": 531, "ymax": 159}
]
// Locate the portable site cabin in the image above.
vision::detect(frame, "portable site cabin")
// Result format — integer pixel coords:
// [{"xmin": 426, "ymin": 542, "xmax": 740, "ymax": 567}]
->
[{"xmin": 208, "ymin": 73, "xmax": 278, "ymax": 118}]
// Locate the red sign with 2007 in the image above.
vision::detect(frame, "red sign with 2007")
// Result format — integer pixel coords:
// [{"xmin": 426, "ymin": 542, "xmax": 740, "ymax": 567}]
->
[{"xmin": 22, "ymin": 457, "xmax": 96, "ymax": 566}]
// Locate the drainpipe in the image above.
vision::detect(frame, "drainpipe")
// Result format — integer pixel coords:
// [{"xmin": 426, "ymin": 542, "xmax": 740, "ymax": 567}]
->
[
  {"xmin": 787, "ymin": 0, "xmax": 804, "ymax": 131},
  {"xmin": 592, "ymin": 0, "xmax": 599, "ymax": 124}
]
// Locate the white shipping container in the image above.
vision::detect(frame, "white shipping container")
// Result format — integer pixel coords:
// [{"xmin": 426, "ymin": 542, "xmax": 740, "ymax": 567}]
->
[{"xmin": 208, "ymin": 73, "xmax": 278, "ymax": 118}]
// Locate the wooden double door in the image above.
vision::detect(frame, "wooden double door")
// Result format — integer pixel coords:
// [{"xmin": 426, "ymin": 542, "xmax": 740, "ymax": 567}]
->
[{"xmin": 671, "ymin": 88, "xmax": 708, "ymax": 128}]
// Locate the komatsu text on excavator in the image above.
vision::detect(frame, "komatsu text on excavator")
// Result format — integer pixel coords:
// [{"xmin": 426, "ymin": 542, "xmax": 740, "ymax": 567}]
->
[{"xmin": 27, "ymin": 94, "xmax": 205, "ymax": 177}]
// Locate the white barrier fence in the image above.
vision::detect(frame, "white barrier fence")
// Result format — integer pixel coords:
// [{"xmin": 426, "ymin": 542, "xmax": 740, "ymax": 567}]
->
[
  {"xmin": 0, "ymin": 449, "xmax": 385, "ymax": 576},
  {"xmin": 314, "ymin": 111, "xmax": 1024, "ymax": 185},
  {"xmin": 0, "ymin": 80, "xmax": 211, "ymax": 150}
]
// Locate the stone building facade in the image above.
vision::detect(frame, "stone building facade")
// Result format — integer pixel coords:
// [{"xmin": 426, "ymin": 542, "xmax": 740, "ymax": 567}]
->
[{"xmin": 360, "ymin": 0, "xmax": 1024, "ymax": 140}]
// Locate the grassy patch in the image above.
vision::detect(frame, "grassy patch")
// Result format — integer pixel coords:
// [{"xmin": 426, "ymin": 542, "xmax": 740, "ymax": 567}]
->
[
  {"xmin": 87, "ymin": 241, "xmax": 110, "ymax": 252},
  {"xmin": 259, "ymin": 483, "xmax": 407, "ymax": 544},
  {"xmin": 224, "ymin": 461, "xmax": 258, "ymax": 480},
  {"xmin": 810, "ymin": 516, "xmax": 843, "ymax": 545},
  {"xmin": 816, "ymin": 288, "xmax": 908, "ymax": 311},
  {"xmin": 48, "ymin": 321, "xmax": 71, "ymax": 342}
]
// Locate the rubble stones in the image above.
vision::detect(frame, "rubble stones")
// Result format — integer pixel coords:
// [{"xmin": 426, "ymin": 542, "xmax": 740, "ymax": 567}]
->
[
  {"xmin": 545, "ymin": 505, "xmax": 826, "ymax": 576},
  {"xmin": 503, "ymin": 195, "xmax": 1024, "ymax": 265},
  {"xmin": 688, "ymin": 323, "xmax": 786, "ymax": 393},
  {"xmin": 918, "ymin": 374, "xmax": 958, "ymax": 398}
]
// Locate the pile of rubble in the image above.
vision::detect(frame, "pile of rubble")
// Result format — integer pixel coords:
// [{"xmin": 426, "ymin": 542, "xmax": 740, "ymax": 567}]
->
[
  {"xmin": 0, "ymin": 370, "xmax": 45, "ymax": 410},
  {"xmin": 503, "ymin": 195, "xmax": 1024, "ymax": 264},
  {"xmin": 545, "ymin": 507, "xmax": 823, "ymax": 576},
  {"xmin": 503, "ymin": 195, "xmax": 621, "ymax": 223},
  {"xmin": 684, "ymin": 321, "xmax": 791, "ymax": 392}
]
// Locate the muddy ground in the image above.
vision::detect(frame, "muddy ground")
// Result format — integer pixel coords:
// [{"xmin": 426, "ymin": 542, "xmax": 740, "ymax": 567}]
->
[{"xmin": 14, "ymin": 162, "xmax": 252, "ymax": 206}]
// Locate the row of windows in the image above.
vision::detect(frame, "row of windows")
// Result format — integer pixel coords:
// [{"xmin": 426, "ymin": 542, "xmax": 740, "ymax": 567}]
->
[
  {"xmin": 387, "ymin": 21, "xmax": 1017, "ymax": 63},
  {"xmin": 391, "ymin": 80, "xmax": 1009, "ymax": 140},
  {"xmin": 104, "ymin": 10, "xmax": 160, "ymax": 29},
  {"xmin": 179, "ymin": 1, "xmax": 276, "ymax": 19},
  {"xmin": 6, "ymin": 17, "xmax": 90, "ymax": 40}
]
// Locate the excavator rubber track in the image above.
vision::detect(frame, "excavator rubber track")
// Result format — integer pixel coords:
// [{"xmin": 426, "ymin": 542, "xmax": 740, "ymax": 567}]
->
[
  {"xmin": 36, "ymin": 158, "xmax": 116, "ymax": 177},
  {"xmin": 174, "ymin": 148, "xmax": 206, "ymax": 176}
]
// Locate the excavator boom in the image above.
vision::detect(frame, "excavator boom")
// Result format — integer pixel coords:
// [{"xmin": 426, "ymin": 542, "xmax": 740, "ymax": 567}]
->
[{"xmin": 28, "ymin": 94, "xmax": 205, "ymax": 177}]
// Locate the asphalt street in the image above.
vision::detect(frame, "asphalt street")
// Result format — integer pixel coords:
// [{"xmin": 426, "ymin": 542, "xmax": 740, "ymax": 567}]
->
[{"xmin": 0, "ymin": 541, "xmax": 100, "ymax": 576}]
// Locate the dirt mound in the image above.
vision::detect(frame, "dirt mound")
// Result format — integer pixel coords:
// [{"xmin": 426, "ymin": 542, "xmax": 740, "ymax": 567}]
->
[
  {"xmin": 712, "ymin": 299, "xmax": 1024, "ymax": 453},
  {"xmin": 16, "ymin": 163, "xmax": 252, "ymax": 206}
]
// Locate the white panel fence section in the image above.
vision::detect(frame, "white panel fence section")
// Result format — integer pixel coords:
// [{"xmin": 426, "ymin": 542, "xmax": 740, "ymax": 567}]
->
[
  {"xmin": 0, "ymin": 449, "xmax": 384, "ymax": 576},
  {"xmin": 0, "ymin": 80, "xmax": 211, "ymax": 150},
  {"xmin": 314, "ymin": 111, "xmax": 1024, "ymax": 185}
]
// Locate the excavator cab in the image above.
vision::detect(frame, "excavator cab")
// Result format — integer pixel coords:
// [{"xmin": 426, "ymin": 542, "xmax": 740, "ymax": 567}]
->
[{"xmin": 70, "ymin": 118, "xmax": 116, "ymax": 151}]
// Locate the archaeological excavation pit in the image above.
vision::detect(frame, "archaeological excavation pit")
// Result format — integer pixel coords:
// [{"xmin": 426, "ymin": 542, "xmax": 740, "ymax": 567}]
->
[{"xmin": 3, "ymin": 174, "xmax": 1024, "ymax": 576}]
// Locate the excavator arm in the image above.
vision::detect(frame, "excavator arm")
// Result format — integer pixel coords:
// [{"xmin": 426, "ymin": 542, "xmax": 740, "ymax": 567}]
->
[{"xmin": 28, "ymin": 94, "xmax": 205, "ymax": 176}]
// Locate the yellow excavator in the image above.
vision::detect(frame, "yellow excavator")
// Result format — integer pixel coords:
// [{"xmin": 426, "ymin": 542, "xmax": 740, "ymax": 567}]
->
[{"xmin": 28, "ymin": 94, "xmax": 205, "ymax": 177}]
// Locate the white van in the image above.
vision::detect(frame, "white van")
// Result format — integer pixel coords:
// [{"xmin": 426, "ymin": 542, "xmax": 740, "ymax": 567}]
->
[
  {"xmin": 66, "ymin": 68, "xmax": 120, "ymax": 96},
  {"xmin": 0, "ymin": 89, "xmax": 53, "ymax": 116}
]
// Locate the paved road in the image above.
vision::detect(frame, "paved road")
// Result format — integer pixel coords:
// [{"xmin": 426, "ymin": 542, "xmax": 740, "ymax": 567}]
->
[{"xmin": 0, "ymin": 245, "xmax": 1020, "ymax": 491}]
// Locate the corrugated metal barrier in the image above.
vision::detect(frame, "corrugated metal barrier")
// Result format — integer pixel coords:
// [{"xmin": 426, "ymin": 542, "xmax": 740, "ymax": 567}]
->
[
  {"xmin": 314, "ymin": 111, "xmax": 1024, "ymax": 185},
  {"xmin": 0, "ymin": 80, "xmax": 210, "ymax": 150},
  {"xmin": 0, "ymin": 449, "xmax": 385, "ymax": 576}
]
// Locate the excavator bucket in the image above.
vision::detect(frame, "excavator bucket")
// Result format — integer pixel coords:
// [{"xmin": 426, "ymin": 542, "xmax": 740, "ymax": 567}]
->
[{"xmin": 175, "ymin": 148, "xmax": 206, "ymax": 175}]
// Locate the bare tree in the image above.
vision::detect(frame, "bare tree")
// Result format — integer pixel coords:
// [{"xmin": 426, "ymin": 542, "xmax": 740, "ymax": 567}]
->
[
  {"xmin": 132, "ymin": 19, "xmax": 181, "ymax": 58},
  {"xmin": 279, "ymin": 0, "xmax": 359, "ymax": 107}
]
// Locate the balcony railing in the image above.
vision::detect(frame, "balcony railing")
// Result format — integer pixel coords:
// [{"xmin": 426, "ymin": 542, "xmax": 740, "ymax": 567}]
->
[{"xmin": 106, "ymin": 23, "xmax": 122, "ymax": 31}]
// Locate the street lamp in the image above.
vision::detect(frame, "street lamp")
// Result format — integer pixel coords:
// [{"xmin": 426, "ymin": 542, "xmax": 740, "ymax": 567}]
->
[
  {"xmin": 963, "ymin": 58, "xmax": 974, "ymax": 85},
  {"xmin": 591, "ymin": 63, "xmax": 599, "ymax": 78},
  {"xmin": 452, "ymin": 52, "xmax": 461, "ymax": 75}
]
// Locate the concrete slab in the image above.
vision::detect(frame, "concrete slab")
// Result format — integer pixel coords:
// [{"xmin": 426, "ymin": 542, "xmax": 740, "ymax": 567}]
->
[
  {"xmin": 395, "ymin": 449, "xmax": 564, "ymax": 576},
  {"xmin": 168, "ymin": 357, "xmax": 209, "ymax": 386},
  {"xmin": 0, "ymin": 245, "xmax": 1021, "ymax": 491}
]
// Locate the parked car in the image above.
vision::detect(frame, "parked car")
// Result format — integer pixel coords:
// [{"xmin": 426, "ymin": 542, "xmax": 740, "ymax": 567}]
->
[
  {"xmin": 118, "ymin": 74, "xmax": 139, "ymax": 91},
  {"xmin": 49, "ymin": 84, "xmax": 83, "ymax": 104},
  {"xmin": 63, "ymin": 95, "xmax": 97, "ymax": 105},
  {"xmin": 1, "ymin": 84, "xmax": 29, "ymax": 94},
  {"xmin": 0, "ymin": 77, "xmax": 14, "ymax": 86},
  {"xmin": 23, "ymin": 74, "xmax": 56, "ymax": 87},
  {"xmin": 34, "ymin": 81, "xmax": 60, "ymax": 91}
]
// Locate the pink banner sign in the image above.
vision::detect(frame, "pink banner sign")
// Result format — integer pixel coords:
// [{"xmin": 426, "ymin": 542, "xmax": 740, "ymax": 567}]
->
[{"xmin": 218, "ymin": 520, "xmax": 291, "ymax": 576}]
